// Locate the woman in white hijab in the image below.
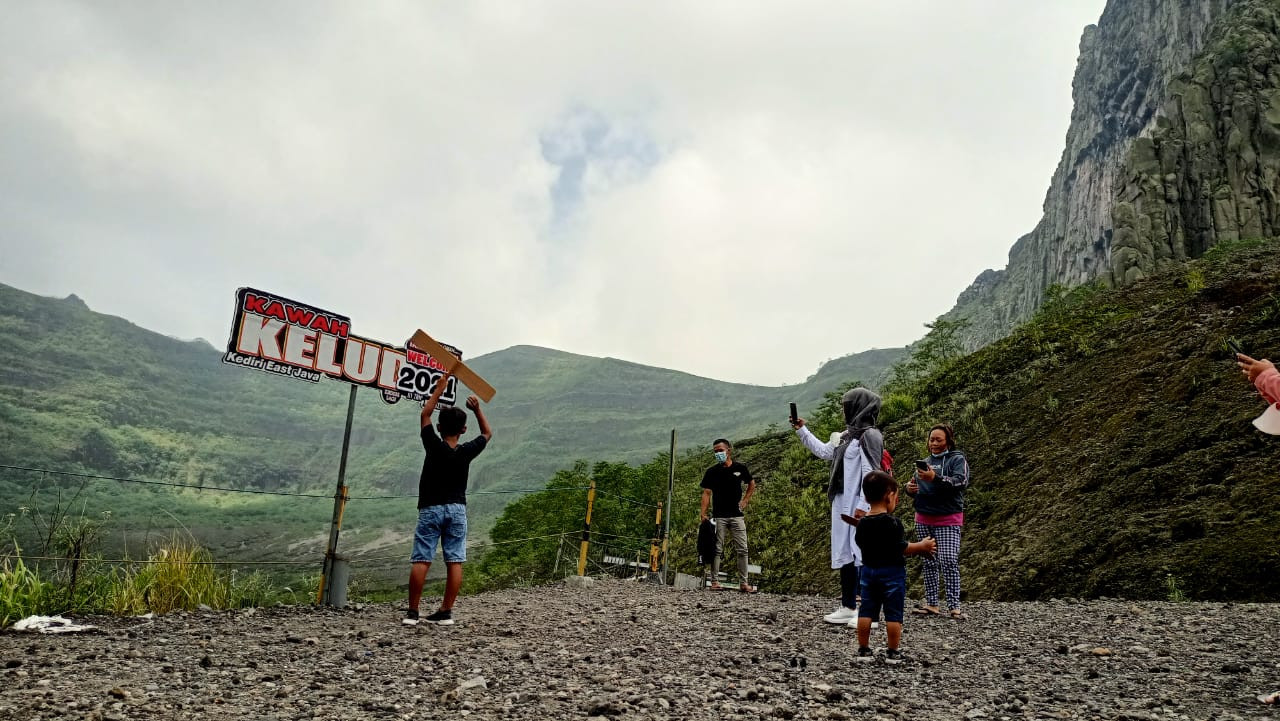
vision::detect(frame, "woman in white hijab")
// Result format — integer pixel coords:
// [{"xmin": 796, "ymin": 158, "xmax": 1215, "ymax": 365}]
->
[{"xmin": 790, "ymin": 388, "xmax": 886, "ymax": 626}]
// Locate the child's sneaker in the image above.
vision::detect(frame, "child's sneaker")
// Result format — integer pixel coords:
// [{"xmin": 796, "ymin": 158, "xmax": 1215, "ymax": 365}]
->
[
  {"xmin": 855, "ymin": 646, "xmax": 875, "ymax": 663},
  {"xmin": 402, "ymin": 609, "xmax": 419, "ymax": 626},
  {"xmin": 424, "ymin": 609, "xmax": 454, "ymax": 626},
  {"xmin": 845, "ymin": 617, "xmax": 880, "ymax": 629},
  {"xmin": 885, "ymin": 649, "xmax": 904, "ymax": 665}
]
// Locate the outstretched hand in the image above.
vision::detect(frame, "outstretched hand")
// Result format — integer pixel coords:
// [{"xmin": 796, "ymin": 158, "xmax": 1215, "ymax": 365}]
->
[
  {"xmin": 465, "ymin": 395, "xmax": 481, "ymax": 412},
  {"xmin": 790, "ymin": 417, "xmax": 806, "ymax": 429},
  {"xmin": 1238, "ymin": 353, "xmax": 1276, "ymax": 382}
]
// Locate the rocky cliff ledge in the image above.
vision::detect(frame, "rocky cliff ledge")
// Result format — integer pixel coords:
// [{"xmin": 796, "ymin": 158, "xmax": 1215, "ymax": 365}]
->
[
  {"xmin": 1111, "ymin": 0, "xmax": 1280, "ymax": 284},
  {"xmin": 948, "ymin": 0, "xmax": 1237, "ymax": 348}
]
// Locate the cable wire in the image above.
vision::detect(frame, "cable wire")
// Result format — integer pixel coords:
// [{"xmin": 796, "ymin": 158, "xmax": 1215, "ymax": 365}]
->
[
  {"xmin": 0, "ymin": 553, "xmax": 314, "ymax": 567},
  {"xmin": 0, "ymin": 465, "xmax": 591, "ymax": 501},
  {"xmin": 0, "ymin": 464, "xmax": 332, "ymax": 499},
  {"xmin": 359, "ymin": 531, "xmax": 575, "ymax": 562},
  {"xmin": 347, "ymin": 486, "xmax": 591, "ymax": 500},
  {"xmin": 592, "ymin": 490, "xmax": 659, "ymax": 508}
]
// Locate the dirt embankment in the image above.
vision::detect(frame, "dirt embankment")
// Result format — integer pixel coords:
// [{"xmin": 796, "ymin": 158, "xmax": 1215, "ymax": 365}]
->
[{"xmin": 2, "ymin": 580, "xmax": 1277, "ymax": 720}]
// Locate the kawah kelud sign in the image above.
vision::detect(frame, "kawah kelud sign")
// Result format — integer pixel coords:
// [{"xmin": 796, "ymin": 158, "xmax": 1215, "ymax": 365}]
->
[{"xmin": 223, "ymin": 287, "xmax": 460, "ymax": 406}]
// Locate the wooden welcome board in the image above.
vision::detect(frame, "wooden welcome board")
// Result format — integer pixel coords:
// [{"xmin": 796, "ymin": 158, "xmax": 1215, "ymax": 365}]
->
[{"xmin": 410, "ymin": 329, "xmax": 497, "ymax": 403}]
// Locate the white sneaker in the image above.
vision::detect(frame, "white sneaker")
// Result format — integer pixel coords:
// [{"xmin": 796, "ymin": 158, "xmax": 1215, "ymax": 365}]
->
[
  {"xmin": 846, "ymin": 617, "xmax": 879, "ymax": 629},
  {"xmin": 823, "ymin": 607, "xmax": 857, "ymax": 624}
]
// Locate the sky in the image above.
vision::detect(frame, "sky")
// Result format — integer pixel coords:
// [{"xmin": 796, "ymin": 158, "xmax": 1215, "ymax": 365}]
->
[{"xmin": 0, "ymin": 1, "xmax": 1108, "ymax": 386}]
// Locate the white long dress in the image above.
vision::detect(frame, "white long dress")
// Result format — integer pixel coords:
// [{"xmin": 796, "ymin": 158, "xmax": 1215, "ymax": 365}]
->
[{"xmin": 796, "ymin": 426, "xmax": 872, "ymax": 569}]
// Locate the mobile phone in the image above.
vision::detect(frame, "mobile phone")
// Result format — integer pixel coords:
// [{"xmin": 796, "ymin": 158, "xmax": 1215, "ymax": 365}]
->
[
  {"xmin": 789, "ymin": 402, "xmax": 798, "ymax": 423},
  {"xmin": 915, "ymin": 459, "xmax": 929, "ymax": 471},
  {"xmin": 1227, "ymin": 338, "xmax": 1244, "ymax": 356}
]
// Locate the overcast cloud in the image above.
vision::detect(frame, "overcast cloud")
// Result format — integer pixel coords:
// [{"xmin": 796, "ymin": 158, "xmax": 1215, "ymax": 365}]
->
[{"xmin": 1, "ymin": 1, "xmax": 1106, "ymax": 385}]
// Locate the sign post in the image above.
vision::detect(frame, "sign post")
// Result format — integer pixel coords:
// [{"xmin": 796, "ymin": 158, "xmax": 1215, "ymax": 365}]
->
[
  {"xmin": 661, "ymin": 429, "xmax": 676, "ymax": 583},
  {"xmin": 221, "ymin": 288, "xmax": 496, "ymax": 606},
  {"xmin": 316, "ymin": 385, "xmax": 357, "ymax": 605}
]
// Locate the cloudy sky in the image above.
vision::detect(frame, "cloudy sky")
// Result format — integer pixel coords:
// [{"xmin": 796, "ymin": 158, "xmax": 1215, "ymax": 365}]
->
[{"xmin": 1, "ymin": 1, "xmax": 1106, "ymax": 386}]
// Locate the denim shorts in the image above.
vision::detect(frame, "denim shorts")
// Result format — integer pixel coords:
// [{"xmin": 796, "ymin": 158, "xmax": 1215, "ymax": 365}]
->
[
  {"xmin": 858, "ymin": 565, "xmax": 907, "ymax": 623},
  {"xmin": 411, "ymin": 503, "xmax": 468, "ymax": 563}
]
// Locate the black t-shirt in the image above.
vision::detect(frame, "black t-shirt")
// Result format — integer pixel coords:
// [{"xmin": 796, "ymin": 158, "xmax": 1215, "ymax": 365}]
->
[
  {"xmin": 418, "ymin": 425, "xmax": 488, "ymax": 508},
  {"xmin": 700, "ymin": 461, "xmax": 753, "ymax": 518},
  {"xmin": 855, "ymin": 513, "xmax": 909, "ymax": 568}
]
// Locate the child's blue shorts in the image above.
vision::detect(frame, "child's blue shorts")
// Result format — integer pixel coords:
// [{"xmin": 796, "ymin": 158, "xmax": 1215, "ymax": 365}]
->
[
  {"xmin": 858, "ymin": 565, "xmax": 906, "ymax": 623},
  {"xmin": 411, "ymin": 503, "xmax": 468, "ymax": 563}
]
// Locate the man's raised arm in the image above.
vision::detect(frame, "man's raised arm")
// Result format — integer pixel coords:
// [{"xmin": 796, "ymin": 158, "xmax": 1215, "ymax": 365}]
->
[
  {"xmin": 465, "ymin": 395, "xmax": 492, "ymax": 441},
  {"xmin": 420, "ymin": 366, "xmax": 457, "ymax": 429}
]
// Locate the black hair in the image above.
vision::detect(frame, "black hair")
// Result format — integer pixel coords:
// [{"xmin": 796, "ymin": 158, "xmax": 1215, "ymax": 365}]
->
[
  {"xmin": 862, "ymin": 470, "xmax": 898, "ymax": 504},
  {"xmin": 929, "ymin": 423, "xmax": 956, "ymax": 451},
  {"xmin": 712, "ymin": 438, "xmax": 732, "ymax": 450},
  {"xmin": 437, "ymin": 406, "xmax": 467, "ymax": 437}
]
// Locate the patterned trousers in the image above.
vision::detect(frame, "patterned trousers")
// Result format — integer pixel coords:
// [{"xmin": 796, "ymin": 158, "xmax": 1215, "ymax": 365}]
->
[{"xmin": 915, "ymin": 523, "xmax": 962, "ymax": 610}]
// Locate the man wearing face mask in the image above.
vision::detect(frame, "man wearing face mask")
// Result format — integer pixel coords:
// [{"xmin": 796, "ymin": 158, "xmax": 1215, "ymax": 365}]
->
[{"xmin": 700, "ymin": 438, "xmax": 757, "ymax": 592}]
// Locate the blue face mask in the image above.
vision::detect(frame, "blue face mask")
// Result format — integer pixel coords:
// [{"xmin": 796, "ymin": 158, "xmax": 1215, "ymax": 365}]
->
[{"xmin": 714, "ymin": 451, "xmax": 728, "ymax": 463}]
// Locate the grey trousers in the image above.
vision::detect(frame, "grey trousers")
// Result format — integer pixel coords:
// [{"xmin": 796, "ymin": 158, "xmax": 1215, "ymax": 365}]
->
[{"xmin": 712, "ymin": 516, "xmax": 749, "ymax": 583}]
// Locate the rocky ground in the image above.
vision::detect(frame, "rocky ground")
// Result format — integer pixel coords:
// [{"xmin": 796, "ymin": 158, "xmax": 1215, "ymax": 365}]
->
[{"xmin": 1, "ymin": 579, "xmax": 1277, "ymax": 720}]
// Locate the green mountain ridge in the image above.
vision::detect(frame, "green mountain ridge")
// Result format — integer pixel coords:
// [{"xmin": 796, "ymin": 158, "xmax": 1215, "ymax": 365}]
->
[{"xmin": 0, "ymin": 281, "xmax": 904, "ymax": 544}]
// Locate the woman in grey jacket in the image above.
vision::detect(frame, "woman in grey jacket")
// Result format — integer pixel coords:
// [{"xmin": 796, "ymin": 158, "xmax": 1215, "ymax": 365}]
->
[{"xmin": 905, "ymin": 423, "xmax": 970, "ymax": 619}]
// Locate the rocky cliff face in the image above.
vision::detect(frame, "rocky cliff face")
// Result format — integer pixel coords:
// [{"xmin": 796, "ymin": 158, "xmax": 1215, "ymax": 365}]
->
[
  {"xmin": 1111, "ymin": 0, "xmax": 1280, "ymax": 283},
  {"xmin": 947, "ymin": 0, "xmax": 1239, "ymax": 348}
]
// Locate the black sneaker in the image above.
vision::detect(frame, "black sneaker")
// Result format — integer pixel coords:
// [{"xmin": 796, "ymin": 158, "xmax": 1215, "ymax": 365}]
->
[
  {"xmin": 402, "ymin": 609, "xmax": 420, "ymax": 626},
  {"xmin": 424, "ymin": 609, "xmax": 454, "ymax": 626},
  {"xmin": 855, "ymin": 646, "xmax": 874, "ymax": 663},
  {"xmin": 885, "ymin": 649, "xmax": 904, "ymax": 665}
]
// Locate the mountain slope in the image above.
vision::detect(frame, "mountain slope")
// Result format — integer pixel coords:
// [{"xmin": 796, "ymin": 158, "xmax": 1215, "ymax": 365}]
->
[
  {"xmin": 478, "ymin": 239, "xmax": 1280, "ymax": 600},
  {"xmin": 0, "ymin": 282, "xmax": 904, "ymax": 503}
]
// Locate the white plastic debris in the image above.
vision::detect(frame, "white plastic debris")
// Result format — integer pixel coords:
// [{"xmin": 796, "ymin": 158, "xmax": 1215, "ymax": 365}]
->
[
  {"xmin": 1253, "ymin": 405, "xmax": 1280, "ymax": 435},
  {"xmin": 10, "ymin": 615, "xmax": 97, "ymax": 633}
]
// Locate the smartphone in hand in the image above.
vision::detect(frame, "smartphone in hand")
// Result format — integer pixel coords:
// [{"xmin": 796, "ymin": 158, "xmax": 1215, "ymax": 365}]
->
[
  {"xmin": 915, "ymin": 459, "xmax": 929, "ymax": 471},
  {"xmin": 1227, "ymin": 338, "xmax": 1245, "ymax": 356},
  {"xmin": 789, "ymin": 402, "xmax": 798, "ymax": 423}
]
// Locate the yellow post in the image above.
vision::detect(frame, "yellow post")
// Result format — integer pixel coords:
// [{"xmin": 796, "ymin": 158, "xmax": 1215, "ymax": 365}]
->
[
  {"xmin": 577, "ymin": 479, "xmax": 596, "ymax": 576},
  {"xmin": 649, "ymin": 502, "xmax": 663, "ymax": 571}
]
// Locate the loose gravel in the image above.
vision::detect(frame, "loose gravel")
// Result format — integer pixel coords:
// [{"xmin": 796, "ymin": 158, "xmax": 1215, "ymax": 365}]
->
[{"xmin": 2, "ymin": 579, "xmax": 1277, "ymax": 720}]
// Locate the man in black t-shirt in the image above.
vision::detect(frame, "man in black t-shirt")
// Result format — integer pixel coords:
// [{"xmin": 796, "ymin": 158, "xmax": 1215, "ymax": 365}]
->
[
  {"xmin": 700, "ymin": 438, "xmax": 756, "ymax": 592},
  {"xmin": 403, "ymin": 366, "xmax": 492, "ymax": 627}
]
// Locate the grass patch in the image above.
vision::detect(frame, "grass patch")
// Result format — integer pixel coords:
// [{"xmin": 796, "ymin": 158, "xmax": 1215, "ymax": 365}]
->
[
  {"xmin": 0, "ymin": 556, "xmax": 56, "ymax": 626},
  {"xmin": 107, "ymin": 537, "xmax": 274, "ymax": 615}
]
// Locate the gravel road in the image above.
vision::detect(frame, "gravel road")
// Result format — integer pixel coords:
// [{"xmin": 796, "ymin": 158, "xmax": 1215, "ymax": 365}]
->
[{"xmin": 2, "ymin": 579, "xmax": 1277, "ymax": 720}]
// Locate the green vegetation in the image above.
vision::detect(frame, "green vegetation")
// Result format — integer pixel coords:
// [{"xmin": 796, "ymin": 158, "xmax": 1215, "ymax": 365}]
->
[
  {"xmin": 1165, "ymin": 574, "xmax": 1188, "ymax": 603},
  {"xmin": 0, "ymin": 556, "xmax": 54, "ymax": 626},
  {"xmin": 104, "ymin": 538, "xmax": 277, "ymax": 615},
  {"xmin": 470, "ymin": 380, "xmax": 866, "ymax": 596},
  {"xmin": 0, "ymin": 280, "xmax": 901, "ymax": 602},
  {"xmin": 471, "ymin": 240, "xmax": 1280, "ymax": 601},
  {"xmin": 0, "ymin": 502, "xmax": 295, "ymax": 625},
  {"xmin": 4, "ymin": 237, "xmax": 1278, "ymax": 605},
  {"xmin": 0, "ymin": 541, "xmax": 284, "ymax": 625}
]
